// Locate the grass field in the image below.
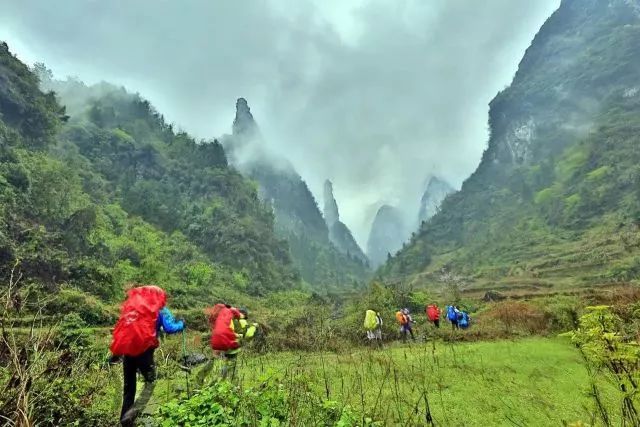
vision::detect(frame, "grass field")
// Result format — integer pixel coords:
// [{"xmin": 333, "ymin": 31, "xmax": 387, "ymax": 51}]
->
[
  {"xmin": 10, "ymin": 326, "xmax": 623, "ymax": 425},
  {"xmin": 141, "ymin": 337, "xmax": 618, "ymax": 426},
  {"xmin": 29, "ymin": 333, "xmax": 620, "ymax": 425}
]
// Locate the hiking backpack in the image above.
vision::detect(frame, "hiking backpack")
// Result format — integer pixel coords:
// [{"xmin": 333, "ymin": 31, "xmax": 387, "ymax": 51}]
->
[
  {"xmin": 426, "ymin": 305, "xmax": 440, "ymax": 321},
  {"xmin": 210, "ymin": 306, "xmax": 242, "ymax": 351},
  {"xmin": 110, "ymin": 285, "xmax": 166, "ymax": 357},
  {"xmin": 364, "ymin": 310, "xmax": 378, "ymax": 330},
  {"xmin": 395, "ymin": 311, "xmax": 407, "ymax": 325},
  {"xmin": 446, "ymin": 305, "xmax": 457, "ymax": 322},
  {"xmin": 459, "ymin": 312, "xmax": 470, "ymax": 329},
  {"xmin": 206, "ymin": 303, "xmax": 226, "ymax": 328}
]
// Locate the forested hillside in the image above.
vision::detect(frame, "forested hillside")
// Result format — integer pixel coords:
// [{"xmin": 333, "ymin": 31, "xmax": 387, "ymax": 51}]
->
[
  {"xmin": 223, "ymin": 99, "xmax": 370, "ymax": 288},
  {"xmin": 382, "ymin": 0, "xmax": 640, "ymax": 292},
  {"xmin": 0, "ymin": 42, "xmax": 300, "ymax": 316}
]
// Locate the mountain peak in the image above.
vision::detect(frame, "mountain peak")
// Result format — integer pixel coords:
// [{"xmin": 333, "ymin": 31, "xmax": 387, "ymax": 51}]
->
[
  {"xmin": 232, "ymin": 97, "xmax": 258, "ymax": 138},
  {"xmin": 323, "ymin": 179, "xmax": 368, "ymax": 265},
  {"xmin": 418, "ymin": 176, "xmax": 454, "ymax": 225},
  {"xmin": 367, "ymin": 204, "xmax": 407, "ymax": 268},
  {"xmin": 323, "ymin": 179, "xmax": 339, "ymax": 227}
]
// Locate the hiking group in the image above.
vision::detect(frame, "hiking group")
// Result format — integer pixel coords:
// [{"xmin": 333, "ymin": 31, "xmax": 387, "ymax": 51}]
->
[
  {"xmin": 108, "ymin": 284, "xmax": 257, "ymax": 427},
  {"xmin": 108, "ymin": 284, "xmax": 471, "ymax": 426},
  {"xmin": 363, "ymin": 303, "xmax": 471, "ymax": 344}
]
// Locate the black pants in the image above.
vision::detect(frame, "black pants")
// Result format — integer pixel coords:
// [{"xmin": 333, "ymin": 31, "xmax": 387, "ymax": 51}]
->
[
  {"xmin": 433, "ymin": 319, "xmax": 440, "ymax": 328},
  {"xmin": 121, "ymin": 348, "xmax": 156, "ymax": 425}
]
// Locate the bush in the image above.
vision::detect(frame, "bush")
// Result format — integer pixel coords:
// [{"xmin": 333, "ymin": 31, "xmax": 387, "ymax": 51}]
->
[
  {"xmin": 155, "ymin": 375, "xmax": 379, "ymax": 426},
  {"xmin": 45, "ymin": 287, "xmax": 117, "ymax": 325},
  {"xmin": 486, "ymin": 300, "xmax": 550, "ymax": 335},
  {"xmin": 56, "ymin": 313, "xmax": 92, "ymax": 349},
  {"xmin": 533, "ymin": 295, "xmax": 581, "ymax": 332}
]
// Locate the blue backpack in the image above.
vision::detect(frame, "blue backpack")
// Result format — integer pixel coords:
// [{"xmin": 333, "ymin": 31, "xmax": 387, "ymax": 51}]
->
[
  {"xmin": 447, "ymin": 306, "xmax": 457, "ymax": 321},
  {"xmin": 459, "ymin": 312, "xmax": 470, "ymax": 329}
]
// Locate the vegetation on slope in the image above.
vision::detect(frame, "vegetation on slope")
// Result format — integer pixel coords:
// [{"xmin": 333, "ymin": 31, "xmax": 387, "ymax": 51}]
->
[
  {"xmin": 0, "ymin": 41, "xmax": 302, "ymax": 322},
  {"xmin": 382, "ymin": 0, "xmax": 640, "ymax": 292}
]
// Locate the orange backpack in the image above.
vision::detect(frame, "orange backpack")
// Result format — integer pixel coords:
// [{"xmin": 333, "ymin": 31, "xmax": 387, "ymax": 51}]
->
[{"xmin": 395, "ymin": 311, "xmax": 407, "ymax": 325}]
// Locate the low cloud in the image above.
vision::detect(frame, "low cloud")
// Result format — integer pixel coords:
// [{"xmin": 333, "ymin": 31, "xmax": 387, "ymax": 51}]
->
[{"xmin": 0, "ymin": 0, "xmax": 560, "ymax": 245}]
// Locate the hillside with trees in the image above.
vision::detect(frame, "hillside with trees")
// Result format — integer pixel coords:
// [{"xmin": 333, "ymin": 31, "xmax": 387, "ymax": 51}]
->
[
  {"xmin": 381, "ymin": 0, "xmax": 640, "ymax": 294},
  {"xmin": 1, "ymin": 42, "xmax": 302, "ymax": 318}
]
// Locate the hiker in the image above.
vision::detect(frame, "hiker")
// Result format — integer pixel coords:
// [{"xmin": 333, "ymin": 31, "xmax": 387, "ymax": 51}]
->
[
  {"xmin": 397, "ymin": 308, "xmax": 415, "ymax": 341},
  {"xmin": 459, "ymin": 310, "xmax": 471, "ymax": 329},
  {"xmin": 364, "ymin": 309, "xmax": 383, "ymax": 347},
  {"xmin": 446, "ymin": 305, "xmax": 460, "ymax": 330},
  {"xmin": 204, "ymin": 304, "xmax": 258, "ymax": 380},
  {"xmin": 426, "ymin": 303, "xmax": 440, "ymax": 328},
  {"xmin": 109, "ymin": 285, "xmax": 185, "ymax": 427}
]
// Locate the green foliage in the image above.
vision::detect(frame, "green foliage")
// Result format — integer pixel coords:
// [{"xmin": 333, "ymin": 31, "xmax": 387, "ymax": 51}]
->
[
  {"xmin": 564, "ymin": 306, "xmax": 640, "ymax": 425},
  {"xmin": 0, "ymin": 41, "xmax": 304, "ymax": 313},
  {"xmin": 586, "ymin": 165, "xmax": 612, "ymax": 182},
  {"xmin": 229, "ymin": 338, "xmax": 620, "ymax": 425},
  {"xmin": 534, "ymin": 185, "xmax": 560, "ymax": 206},
  {"xmin": 56, "ymin": 312, "xmax": 92, "ymax": 349},
  {"xmin": 0, "ymin": 43, "xmax": 67, "ymax": 148},
  {"xmin": 156, "ymin": 377, "xmax": 377, "ymax": 426},
  {"xmin": 382, "ymin": 1, "xmax": 640, "ymax": 289}
]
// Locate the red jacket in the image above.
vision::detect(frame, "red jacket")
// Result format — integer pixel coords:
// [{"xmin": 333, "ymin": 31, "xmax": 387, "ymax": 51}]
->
[{"xmin": 210, "ymin": 306, "xmax": 242, "ymax": 351}]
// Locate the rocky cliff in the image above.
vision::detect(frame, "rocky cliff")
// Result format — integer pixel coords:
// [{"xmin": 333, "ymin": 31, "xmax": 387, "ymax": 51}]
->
[
  {"xmin": 223, "ymin": 99, "xmax": 370, "ymax": 286},
  {"xmin": 323, "ymin": 180, "xmax": 368, "ymax": 264},
  {"xmin": 367, "ymin": 205, "xmax": 407, "ymax": 268},
  {"xmin": 417, "ymin": 176, "xmax": 454, "ymax": 226},
  {"xmin": 382, "ymin": 0, "xmax": 640, "ymax": 289}
]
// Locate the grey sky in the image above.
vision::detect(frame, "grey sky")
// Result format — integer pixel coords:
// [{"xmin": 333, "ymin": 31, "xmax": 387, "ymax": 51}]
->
[{"xmin": 0, "ymin": 0, "xmax": 560, "ymax": 246}]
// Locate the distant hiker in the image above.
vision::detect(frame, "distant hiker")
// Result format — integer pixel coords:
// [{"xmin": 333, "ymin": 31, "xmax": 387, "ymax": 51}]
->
[
  {"xmin": 364, "ymin": 309, "xmax": 383, "ymax": 346},
  {"xmin": 426, "ymin": 303, "xmax": 440, "ymax": 328},
  {"xmin": 446, "ymin": 305, "xmax": 460, "ymax": 330},
  {"xmin": 397, "ymin": 308, "xmax": 415, "ymax": 341},
  {"xmin": 109, "ymin": 285, "xmax": 185, "ymax": 427},
  {"xmin": 459, "ymin": 310, "xmax": 471, "ymax": 329},
  {"xmin": 202, "ymin": 303, "xmax": 258, "ymax": 381}
]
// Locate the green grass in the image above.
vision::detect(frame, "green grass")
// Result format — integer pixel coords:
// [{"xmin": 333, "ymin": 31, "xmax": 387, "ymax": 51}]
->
[
  {"xmin": 94, "ymin": 336, "xmax": 622, "ymax": 425},
  {"xmin": 224, "ymin": 337, "xmax": 620, "ymax": 426}
]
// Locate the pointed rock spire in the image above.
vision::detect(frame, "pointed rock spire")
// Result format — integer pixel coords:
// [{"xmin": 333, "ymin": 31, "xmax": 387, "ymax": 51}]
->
[
  {"xmin": 232, "ymin": 97, "xmax": 258, "ymax": 138},
  {"xmin": 323, "ymin": 179, "xmax": 340, "ymax": 227}
]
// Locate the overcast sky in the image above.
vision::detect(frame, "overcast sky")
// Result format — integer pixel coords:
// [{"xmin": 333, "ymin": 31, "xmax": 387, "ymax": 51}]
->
[{"xmin": 0, "ymin": 0, "xmax": 560, "ymax": 246}]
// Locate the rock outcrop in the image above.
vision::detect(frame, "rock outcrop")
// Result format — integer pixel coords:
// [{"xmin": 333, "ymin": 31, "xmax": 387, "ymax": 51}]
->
[
  {"xmin": 323, "ymin": 180, "xmax": 368, "ymax": 264},
  {"xmin": 223, "ymin": 99, "xmax": 370, "ymax": 286},
  {"xmin": 417, "ymin": 176, "xmax": 454, "ymax": 226},
  {"xmin": 367, "ymin": 205, "xmax": 407, "ymax": 268}
]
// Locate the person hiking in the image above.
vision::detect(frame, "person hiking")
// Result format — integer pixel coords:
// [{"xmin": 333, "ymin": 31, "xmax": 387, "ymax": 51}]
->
[
  {"xmin": 364, "ymin": 309, "xmax": 383, "ymax": 347},
  {"xmin": 399, "ymin": 308, "xmax": 415, "ymax": 341},
  {"xmin": 426, "ymin": 303, "xmax": 440, "ymax": 328},
  {"xmin": 109, "ymin": 285, "xmax": 185, "ymax": 427},
  {"xmin": 446, "ymin": 305, "xmax": 460, "ymax": 330},
  {"xmin": 201, "ymin": 303, "xmax": 258, "ymax": 381}
]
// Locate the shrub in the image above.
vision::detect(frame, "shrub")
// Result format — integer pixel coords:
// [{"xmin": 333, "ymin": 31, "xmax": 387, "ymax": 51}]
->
[
  {"xmin": 564, "ymin": 306, "xmax": 640, "ymax": 426},
  {"xmin": 155, "ymin": 376, "xmax": 380, "ymax": 426},
  {"xmin": 56, "ymin": 312, "xmax": 92, "ymax": 349},
  {"xmin": 533, "ymin": 295, "xmax": 581, "ymax": 332},
  {"xmin": 486, "ymin": 300, "xmax": 549, "ymax": 334},
  {"xmin": 45, "ymin": 287, "xmax": 117, "ymax": 325}
]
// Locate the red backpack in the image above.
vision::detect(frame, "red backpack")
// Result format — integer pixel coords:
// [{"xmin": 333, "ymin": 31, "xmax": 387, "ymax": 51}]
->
[
  {"xmin": 110, "ymin": 285, "xmax": 167, "ymax": 357},
  {"xmin": 209, "ymin": 306, "xmax": 241, "ymax": 351},
  {"xmin": 426, "ymin": 305, "xmax": 440, "ymax": 321}
]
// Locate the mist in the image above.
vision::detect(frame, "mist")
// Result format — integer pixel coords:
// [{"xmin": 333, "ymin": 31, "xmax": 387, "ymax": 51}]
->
[{"xmin": 0, "ymin": 0, "xmax": 560, "ymax": 246}]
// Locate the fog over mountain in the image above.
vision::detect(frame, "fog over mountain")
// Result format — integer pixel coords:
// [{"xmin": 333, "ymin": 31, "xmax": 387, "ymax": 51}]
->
[{"xmin": 0, "ymin": 0, "xmax": 559, "ymax": 246}]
